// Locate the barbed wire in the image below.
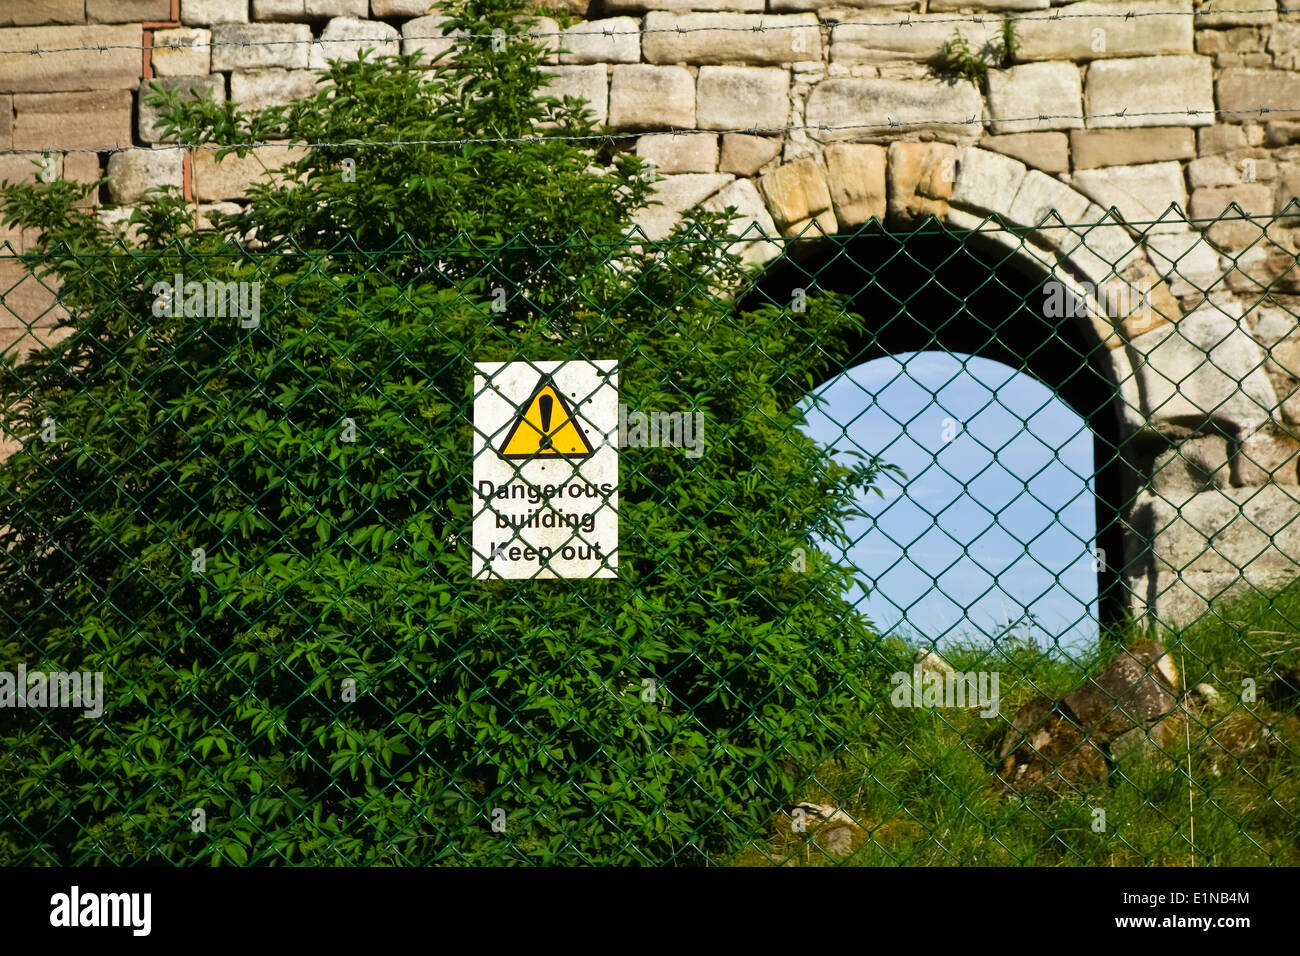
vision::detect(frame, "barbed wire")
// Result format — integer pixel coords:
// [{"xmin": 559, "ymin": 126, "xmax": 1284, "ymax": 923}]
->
[
  {"xmin": 0, "ymin": 105, "xmax": 1292, "ymax": 155},
  {"xmin": 0, "ymin": 6, "xmax": 1282, "ymax": 57}
]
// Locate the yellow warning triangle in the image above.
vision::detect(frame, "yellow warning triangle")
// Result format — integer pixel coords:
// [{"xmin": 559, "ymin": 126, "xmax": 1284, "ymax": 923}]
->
[{"xmin": 498, "ymin": 376, "xmax": 595, "ymax": 459}]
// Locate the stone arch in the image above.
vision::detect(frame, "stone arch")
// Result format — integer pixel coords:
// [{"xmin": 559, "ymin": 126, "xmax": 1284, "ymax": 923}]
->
[{"xmin": 699, "ymin": 145, "xmax": 1300, "ymax": 627}]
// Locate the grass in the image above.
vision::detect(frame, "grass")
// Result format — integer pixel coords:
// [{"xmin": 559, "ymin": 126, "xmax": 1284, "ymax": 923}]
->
[{"xmin": 731, "ymin": 582, "xmax": 1300, "ymax": 866}]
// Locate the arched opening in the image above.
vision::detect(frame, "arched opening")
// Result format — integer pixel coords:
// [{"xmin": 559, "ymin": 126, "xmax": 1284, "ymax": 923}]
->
[
  {"xmin": 740, "ymin": 221, "xmax": 1128, "ymax": 640},
  {"xmin": 802, "ymin": 351, "xmax": 1098, "ymax": 648}
]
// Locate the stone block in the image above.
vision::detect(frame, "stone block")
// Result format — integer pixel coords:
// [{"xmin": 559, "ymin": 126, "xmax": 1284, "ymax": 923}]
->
[
  {"xmin": 401, "ymin": 16, "xmax": 460, "ymax": 66},
  {"xmin": 978, "ymin": 132, "xmax": 1068, "ymax": 173},
  {"xmin": 986, "ymin": 62, "xmax": 1083, "ymax": 135},
  {"xmin": 0, "ymin": 95, "xmax": 11, "ymax": 150},
  {"xmin": 13, "ymin": 90, "xmax": 132, "ymax": 150},
  {"xmin": 1069, "ymin": 128, "xmax": 1195, "ymax": 169},
  {"xmin": 758, "ymin": 156, "xmax": 834, "ymax": 235},
  {"xmin": 719, "ymin": 133, "xmax": 781, "ymax": 175},
  {"xmin": 183, "ymin": 0, "xmax": 250, "ymax": 24},
  {"xmin": 306, "ymin": 0, "xmax": 369, "ymax": 15},
  {"xmin": 1018, "ymin": 0, "xmax": 1193, "ymax": 60},
  {"xmin": 152, "ymin": 28, "xmax": 213, "ymax": 77},
  {"xmin": 887, "ymin": 141, "xmax": 955, "ymax": 222},
  {"xmin": 2, "ymin": 1, "xmax": 84, "ymax": 25},
  {"xmin": 950, "ymin": 145, "xmax": 1026, "ymax": 218},
  {"xmin": 1187, "ymin": 154, "xmax": 1275, "ymax": 188},
  {"xmin": 309, "ymin": 17, "xmax": 399, "ymax": 69},
  {"xmin": 0, "ymin": 25, "xmax": 142, "ymax": 92},
  {"xmin": 558, "ymin": 17, "xmax": 638, "ymax": 64},
  {"xmin": 191, "ymin": 143, "xmax": 304, "ymax": 200},
  {"xmin": 825, "ymin": 143, "xmax": 886, "ymax": 227},
  {"xmin": 370, "ymin": 0, "xmax": 435, "ymax": 14},
  {"xmin": 1071, "ymin": 161, "xmax": 1188, "ymax": 232},
  {"xmin": 609, "ymin": 0, "xmax": 762, "ymax": 10},
  {"xmin": 636, "ymin": 133, "xmax": 719, "ymax": 174},
  {"xmin": 609, "ymin": 65, "xmax": 694, "ymax": 130},
  {"xmin": 1195, "ymin": 0, "xmax": 1276, "ymax": 26},
  {"xmin": 212, "ymin": 23, "xmax": 312, "ymax": 70},
  {"xmin": 1217, "ymin": 69, "xmax": 1300, "ymax": 122},
  {"xmin": 1189, "ymin": 183, "xmax": 1273, "ymax": 247},
  {"xmin": 630, "ymin": 172, "xmax": 733, "ymax": 239},
  {"xmin": 1085, "ymin": 56, "xmax": 1214, "ymax": 129},
  {"xmin": 542, "ymin": 65, "xmax": 607, "ymax": 126},
  {"xmin": 89, "ymin": 0, "xmax": 172, "ymax": 20},
  {"xmin": 831, "ymin": 16, "xmax": 999, "ymax": 63},
  {"xmin": 702, "ymin": 177, "xmax": 781, "ymax": 265},
  {"xmin": 1127, "ymin": 300, "xmax": 1278, "ymax": 436},
  {"xmin": 696, "ymin": 66, "xmax": 788, "ymax": 131},
  {"xmin": 230, "ymin": 69, "xmax": 321, "ymax": 109},
  {"xmin": 805, "ymin": 78, "xmax": 984, "ymax": 144},
  {"xmin": 642, "ymin": 13, "xmax": 820, "ymax": 65},
  {"xmin": 106, "ymin": 148, "xmax": 185, "ymax": 204}
]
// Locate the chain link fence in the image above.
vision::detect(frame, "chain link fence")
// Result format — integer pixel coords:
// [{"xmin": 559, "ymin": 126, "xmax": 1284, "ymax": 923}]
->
[{"xmin": 1, "ymin": 211, "xmax": 1297, "ymax": 865}]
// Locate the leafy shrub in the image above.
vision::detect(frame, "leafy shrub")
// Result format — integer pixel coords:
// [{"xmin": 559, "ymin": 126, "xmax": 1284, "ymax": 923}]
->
[{"xmin": 0, "ymin": 0, "xmax": 892, "ymax": 864}]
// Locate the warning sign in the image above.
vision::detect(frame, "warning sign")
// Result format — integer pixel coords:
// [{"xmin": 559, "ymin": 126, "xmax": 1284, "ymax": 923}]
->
[
  {"xmin": 498, "ymin": 377, "xmax": 595, "ymax": 459},
  {"xmin": 473, "ymin": 360, "xmax": 617, "ymax": 579}
]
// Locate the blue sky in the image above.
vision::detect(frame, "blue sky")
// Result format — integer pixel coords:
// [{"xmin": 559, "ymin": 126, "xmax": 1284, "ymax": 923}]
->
[{"xmin": 800, "ymin": 352, "xmax": 1099, "ymax": 649}]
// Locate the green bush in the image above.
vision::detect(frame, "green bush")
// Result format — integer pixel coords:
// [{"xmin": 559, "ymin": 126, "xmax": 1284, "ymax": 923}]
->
[{"xmin": 0, "ymin": 0, "xmax": 893, "ymax": 864}]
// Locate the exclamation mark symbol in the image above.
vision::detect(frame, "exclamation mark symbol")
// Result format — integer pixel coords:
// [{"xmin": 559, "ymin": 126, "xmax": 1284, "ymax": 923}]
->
[{"xmin": 539, "ymin": 394, "xmax": 554, "ymax": 450}]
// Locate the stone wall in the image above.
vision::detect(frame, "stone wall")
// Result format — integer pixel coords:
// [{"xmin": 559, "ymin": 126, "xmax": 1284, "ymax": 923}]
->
[{"xmin": 2, "ymin": 0, "xmax": 1300, "ymax": 623}]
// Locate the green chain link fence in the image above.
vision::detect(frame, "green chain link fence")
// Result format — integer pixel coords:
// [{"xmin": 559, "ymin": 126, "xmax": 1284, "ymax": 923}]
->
[{"xmin": 1, "ymin": 211, "xmax": 1297, "ymax": 865}]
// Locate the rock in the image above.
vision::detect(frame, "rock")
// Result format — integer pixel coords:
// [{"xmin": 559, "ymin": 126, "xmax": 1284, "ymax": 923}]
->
[
  {"xmin": 12, "ymin": 90, "xmax": 132, "ymax": 150},
  {"xmin": 152, "ymin": 28, "xmax": 212, "ymax": 77},
  {"xmin": 1017, "ymin": 0, "xmax": 1192, "ymax": 61},
  {"xmin": 985, "ymin": 62, "xmax": 1083, "ymax": 135},
  {"xmin": 696, "ymin": 67, "xmax": 789, "ymax": 132},
  {"xmin": 913, "ymin": 647, "xmax": 954, "ymax": 676},
  {"xmin": 1268, "ymin": 23, "xmax": 1300, "ymax": 70},
  {"xmin": 637, "ymin": 133, "xmax": 719, "ymax": 174},
  {"xmin": 1085, "ymin": 56, "xmax": 1214, "ymax": 128},
  {"xmin": 558, "ymin": 17, "xmax": 639, "ymax": 64},
  {"xmin": 609, "ymin": 66, "xmax": 695, "ymax": 131},
  {"xmin": 541, "ymin": 65, "xmax": 607, "ymax": 126},
  {"xmin": 1070, "ymin": 128, "xmax": 1196, "ymax": 169},
  {"xmin": 758, "ymin": 157, "xmax": 834, "ymax": 236},
  {"xmin": 1144, "ymin": 230, "xmax": 1224, "ymax": 297},
  {"xmin": 805, "ymin": 78, "xmax": 984, "ymax": 145},
  {"xmin": 1061, "ymin": 641, "xmax": 1179, "ymax": 742},
  {"xmin": 107, "ymin": 148, "xmax": 184, "ymax": 205},
  {"xmin": 309, "ymin": 18, "xmax": 400, "ymax": 70},
  {"xmin": 212, "ymin": 23, "xmax": 312, "ymax": 71},
  {"xmin": 642, "ymin": 12, "xmax": 820, "ymax": 66},
  {"xmin": 0, "ymin": 24, "xmax": 141, "ymax": 93},
  {"xmin": 1109, "ymin": 711, "xmax": 1186, "ymax": 762},
  {"xmin": 1187, "ymin": 682, "xmax": 1220, "ymax": 709},
  {"xmin": 978, "ymin": 132, "xmax": 1068, "ymax": 173},
  {"xmin": 787, "ymin": 803, "xmax": 862, "ymax": 857},
  {"xmin": 719, "ymin": 133, "xmax": 781, "ymax": 176},
  {"xmin": 997, "ymin": 694, "xmax": 1109, "ymax": 794},
  {"xmin": 825, "ymin": 143, "xmax": 886, "ymax": 227},
  {"xmin": 1071, "ymin": 162, "xmax": 1189, "ymax": 233}
]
